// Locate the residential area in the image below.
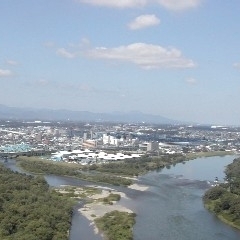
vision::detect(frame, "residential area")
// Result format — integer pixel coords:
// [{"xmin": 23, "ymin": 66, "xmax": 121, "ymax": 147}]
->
[{"xmin": 0, "ymin": 120, "xmax": 240, "ymax": 164}]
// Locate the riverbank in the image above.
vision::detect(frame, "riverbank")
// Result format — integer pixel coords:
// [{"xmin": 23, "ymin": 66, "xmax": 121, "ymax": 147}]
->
[
  {"xmin": 55, "ymin": 183, "xmax": 136, "ymax": 237},
  {"xmin": 204, "ymin": 202, "xmax": 240, "ymax": 230},
  {"xmin": 128, "ymin": 183, "xmax": 149, "ymax": 191},
  {"xmin": 202, "ymin": 156, "xmax": 240, "ymax": 231},
  {"xmin": 79, "ymin": 188, "xmax": 133, "ymax": 234},
  {"xmin": 185, "ymin": 150, "xmax": 234, "ymax": 160}
]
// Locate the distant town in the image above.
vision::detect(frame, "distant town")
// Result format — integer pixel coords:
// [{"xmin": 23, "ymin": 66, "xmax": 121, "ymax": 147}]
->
[{"xmin": 1, "ymin": 120, "xmax": 240, "ymax": 163}]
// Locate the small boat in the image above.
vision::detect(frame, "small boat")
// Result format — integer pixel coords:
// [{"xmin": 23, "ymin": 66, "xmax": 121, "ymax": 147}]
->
[{"xmin": 211, "ymin": 177, "xmax": 219, "ymax": 187}]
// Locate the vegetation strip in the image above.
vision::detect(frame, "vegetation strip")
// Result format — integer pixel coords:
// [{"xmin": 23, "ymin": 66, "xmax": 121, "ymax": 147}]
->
[
  {"xmin": 95, "ymin": 211, "xmax": 136, "ymax": 240},
  {"xmin": 203, "ymin": 157, "xmax": 240, "ymax": 229},
  {"xmin": 77, "ymin": 187, "xmax": 134, "ymax": 240},
  {"xmin": 17, "ymin": 153, "xmax": 190, "ymax": 185}
]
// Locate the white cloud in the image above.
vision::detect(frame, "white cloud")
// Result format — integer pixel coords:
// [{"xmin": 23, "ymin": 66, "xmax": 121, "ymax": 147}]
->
[
  {"xmin": 87, "ymin": 43, "xmax": 196, "ymax": 69},
  {"xmin": 0, "ymin": 69, "xmax": 12, "ymax": 77},
  {"xmin": 77, "ymin": 0, "xmax": 147, "ymax": 8},
  {"xmin": 156, "ymin": 0, "xmax": 201, "ymax": 11},
  {"xmin": 128, "ymin": 14, "xmax": 160, "ymax": 30},
  {"xmin": 77, "ymin": 0, "xmax": 202, "ymax": 10},
  {"xmin": 233, "ymin": 62, "xmax": 240, "ymax": 69},
  {"xmin": 56, "ymin": 48, "xmax": 76, "ymax": 59},
  {"xmin": 185, "ymin": 77, "xmax": 197, "ymax": 84}
]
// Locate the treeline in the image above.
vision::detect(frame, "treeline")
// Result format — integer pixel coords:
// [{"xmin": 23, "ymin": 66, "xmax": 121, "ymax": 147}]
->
[
  {"xmin": 18, "ymin": 159, "xmax": 132, "ymax": 186},
  {"xmin": 94, "ymin": 154, "xmax": 185, "ymax": 176},
  {"xmin": 95, "ymin": 156, "xmax": 164, "ymax": 176},
  {"xmin": 203, "ymin": 157, "xmax": 240, "ymax": 229},
  {"xmin": 0, "ymin": 165, "xmax": 74, "ymax": 240},
  {"xmin": 18, "ymin": 154, "xmax": 186, "ymax": 186}
]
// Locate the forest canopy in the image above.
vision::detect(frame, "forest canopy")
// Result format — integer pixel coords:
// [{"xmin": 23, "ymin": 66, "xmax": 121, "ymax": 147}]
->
[{"xmin": 0, "ymin": 165, "xmax": 74, "ymax": 240}]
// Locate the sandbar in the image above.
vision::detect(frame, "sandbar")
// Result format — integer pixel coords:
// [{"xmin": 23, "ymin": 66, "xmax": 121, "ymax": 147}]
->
[
  {"xmin": 79, "ymin": 188, "xmax": 132, "ymax": 234},
  {"xmin": 128, "ymin": 183, "xmax": 149, "ymax": 191}
]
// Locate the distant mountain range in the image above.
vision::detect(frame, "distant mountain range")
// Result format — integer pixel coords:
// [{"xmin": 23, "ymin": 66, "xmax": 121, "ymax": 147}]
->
[{"xmin": 0, "ymin": 104, "xmax": 179, "ymax": 124}]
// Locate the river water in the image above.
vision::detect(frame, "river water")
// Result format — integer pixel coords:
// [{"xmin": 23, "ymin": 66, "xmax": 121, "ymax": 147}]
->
[
  {"xmin": 133, "ymin": 155, "xmax": 240, "ymax": 240},
  {"xmin": 2, "ymin": 155, "xmax": 240, "ymax": 240}
]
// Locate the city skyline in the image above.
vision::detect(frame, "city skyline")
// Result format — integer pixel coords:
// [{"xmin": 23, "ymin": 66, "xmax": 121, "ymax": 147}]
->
[{"xmin": 0, "ymin": 0, "xmax": 240, "ymax": 125}]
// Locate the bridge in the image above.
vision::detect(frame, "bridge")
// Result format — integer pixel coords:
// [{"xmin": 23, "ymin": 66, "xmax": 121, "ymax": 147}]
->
[{"xmin": 0, "ymin": 150, "xmax": 53, "ymax": 158}]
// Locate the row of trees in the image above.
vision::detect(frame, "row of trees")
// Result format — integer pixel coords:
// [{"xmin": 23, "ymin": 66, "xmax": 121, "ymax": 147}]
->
[
  {"xmin": 0, "ymin": 165, "xmax": 74, "ymax": 240},
  {"xmin": 18, "ymin": 159, "xmax": 133, "ymax": 186},
  {"xmin": 19, "ymin": 153, "xmax": 186, "ymax": 182},
  {"xmin": 203, "ymin": 157, "xmax": 240, "ymax": 228},
  {"xmin": 83, "ymin": 154, "xmax": 187, "ymax": 177}
]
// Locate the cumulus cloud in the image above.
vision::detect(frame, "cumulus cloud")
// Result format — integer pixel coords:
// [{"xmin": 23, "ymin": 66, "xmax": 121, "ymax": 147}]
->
[
  {"xmin": 128, "ymin": 14, "xmax": 160, "ymax": 30},
  {"xmin": 87, "ymin": 43, "xmax": 196, "ymax": 69},
  {"xmin": 56, "ymin": 48, "xmax": 76, "ymax": 59},
  {"xmin": 0, "ymin": 69, "xmax": 12, "ymax": 77},
  {"xmin": 77, "ymin": 0, "xmax": 202, "ymax": 10}
]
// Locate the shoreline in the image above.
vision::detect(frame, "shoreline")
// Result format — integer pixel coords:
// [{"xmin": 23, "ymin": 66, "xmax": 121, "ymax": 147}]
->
[
  {"xmin": 79, "ymin": 188, "xmax": 133, "ymax": 234},
  {"xmin": 78, "ymin": 182, "xmax": 149, "ymax": 235},
  {"xmin": 204, "ymin": 203, "xmax": 240, "ymax": 231},
  {"xmin": 128, "ymin": 183, "xmax": 149, "ymax": 191}
]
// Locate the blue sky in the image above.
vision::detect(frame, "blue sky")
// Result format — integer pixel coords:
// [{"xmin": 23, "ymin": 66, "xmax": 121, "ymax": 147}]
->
[{"xmin": 0, "ymin": 0, "xmax": 240, "ymax": 125}]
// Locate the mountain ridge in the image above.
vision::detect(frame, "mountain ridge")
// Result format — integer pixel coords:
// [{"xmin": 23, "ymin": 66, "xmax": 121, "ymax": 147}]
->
[{"xmin": 0, "ymin": 104, "xmax": 179, "ymax": 124}]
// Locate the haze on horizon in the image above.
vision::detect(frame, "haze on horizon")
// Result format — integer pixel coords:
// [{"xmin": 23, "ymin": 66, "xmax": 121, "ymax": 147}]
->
[{"xmin": 0, "ymin": 0, "xmax": 240, "ymax": 126}]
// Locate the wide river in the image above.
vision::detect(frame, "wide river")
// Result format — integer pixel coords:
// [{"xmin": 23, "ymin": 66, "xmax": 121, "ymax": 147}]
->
[{"xmin": 2, "ymin": 155, "xmax": 240, "ymax": 240}]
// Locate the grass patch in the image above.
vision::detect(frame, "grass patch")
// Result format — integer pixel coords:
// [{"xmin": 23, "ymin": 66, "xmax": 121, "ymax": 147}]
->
[
  {"xmin": 99, "ymin": 193, "xmax": 121, "ymax": 205},
  {"xmin": 55, "ymin": 186, "xmax": 102, "ymax": 199},
  {"xmin": 95, "ymin": 210, "xmax": 136, "ymax": 240},
  {"xmin": 186, "ymin": 151, "xmax": 233, "ymax": 160}
]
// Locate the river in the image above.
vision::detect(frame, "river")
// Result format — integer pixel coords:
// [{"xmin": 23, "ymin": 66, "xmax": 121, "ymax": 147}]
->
[
  {"xmin": 133, "ymin": 155, "xmax": 240, "ymax": 240},
  {"xmin": 1, "ymin": 155, "xmax": 240, "ymax": 240}
]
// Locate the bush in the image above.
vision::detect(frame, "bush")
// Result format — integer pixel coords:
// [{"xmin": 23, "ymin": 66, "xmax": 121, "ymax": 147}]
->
[
  {"xmin": 203, "ymin": 186, "xmax": 227, "ymax": 201},
  {"xmin": 95, "ymin": 211, "xmax": 136, "ymax": 240}
]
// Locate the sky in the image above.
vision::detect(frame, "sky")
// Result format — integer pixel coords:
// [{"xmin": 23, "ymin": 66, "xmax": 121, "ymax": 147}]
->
[{"xmin": 0, "ymin": 0, "xmax": 240, "ymax": 125}]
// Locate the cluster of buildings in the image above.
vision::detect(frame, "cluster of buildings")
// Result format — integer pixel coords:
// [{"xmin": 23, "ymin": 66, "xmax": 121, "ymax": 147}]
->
[
  {"xmin": 51, "ymin": 149, "xmax": 141, "ymax": 164},
  {"xmin": 0, "ymin": 120, "xmax": 240, "ymax": 164}
]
